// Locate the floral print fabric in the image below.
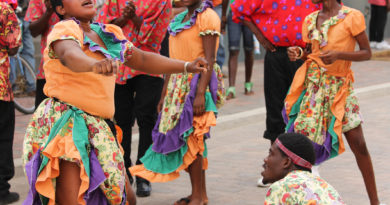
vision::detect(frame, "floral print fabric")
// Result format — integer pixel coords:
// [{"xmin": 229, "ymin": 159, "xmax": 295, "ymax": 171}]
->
[
  {"xmin": 22, "ymin": 99, "xmax": 126, "ymax": 204},
  {"xmin": 24, "ymin": 0, "xmax": 60, "ymax": 79},
  {"xmin": 293, "ymin": 62, "xmax": 362, "ymax": 145},
  {"xmin": 0, "ymin": 2, "xmax": 21, "ymax": 101},
  {"xmin": 97, "ymin": 0, "xmax": 172, "ymax": 84},
  {"xmin": 265, "ymin": 170, "xmax": 345, "ymax": 205}
]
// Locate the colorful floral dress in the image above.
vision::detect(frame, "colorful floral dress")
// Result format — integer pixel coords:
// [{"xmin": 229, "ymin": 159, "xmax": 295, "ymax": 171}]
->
[
  {"xmin": 0, "ymin": 2, "xmax": 21, "ymax": 102},
  {"xmin": 22, "ymin": 19, "xmax": 134, "ymax": 205},
  {"xmin": 129, "ymin": 0, "xmax": 225, "ymax": 182},
  {"xmin": 97, "ymin": 0, "xmax": 172, "ymax": 83},
  {"xmin": 265, "ymin": 170, "xmax": 345, "ymax": 204},
  {"xmin": 284, "ymin": 7, "xmax": 366, "ymax": 164}
]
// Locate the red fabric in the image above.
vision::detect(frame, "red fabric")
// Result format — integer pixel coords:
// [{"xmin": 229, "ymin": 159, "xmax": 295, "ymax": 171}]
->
[
  {"xmin": 97, "ymin": 0, "xmax": 172, "ymax": 84},
  {"xmin": 275, "ymin": 139, "xmax": 312, "ymax": 169},
  {"xmin": 231, "ymin": 0, "xmax": 320, "ymax": 48}
]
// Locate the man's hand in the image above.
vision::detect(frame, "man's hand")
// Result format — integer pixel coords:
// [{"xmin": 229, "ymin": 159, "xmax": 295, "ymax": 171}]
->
[
  {"xmin": 44, "ymin": 0, "xmax": 54, "ymax": 14},
  {"xmin": 319, "ymin": 50, "xmax": 339, "ymax": 65},
  {"xmin": 123, "ymin": 1, "xmax": 136, "ymax": 20},
  {"xmin": 287, "ymin": 46, "xmax": 301, "ymax": 61}
]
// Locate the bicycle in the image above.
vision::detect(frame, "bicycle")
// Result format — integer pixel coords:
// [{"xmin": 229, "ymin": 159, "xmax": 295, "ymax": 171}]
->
[
  {"xmin": 9, "ymin": 8, "xmax": 37, "ymax": 114},
  {"xmin": 9, "ymin": 53, "xmax": 36, "ymax": 114}
]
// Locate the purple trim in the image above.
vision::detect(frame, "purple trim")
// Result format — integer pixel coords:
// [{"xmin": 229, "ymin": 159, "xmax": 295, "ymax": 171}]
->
[
  {"xmin": 283, "ymin": 106, "xmax": 333, "ymax": 165},
  {"xmin": 84, "ymin": 148, "xmax": 110, "ymax": 205},
  {"xmin": 23, "ymin": 151, "xmax": 42, "ymax": 205},
  {"xmin": 23, "ymin": 148, "xmax": 125, "ymax": 204},
  {"xmin": 151, "ymin": 72, "xmax": 219, "ymax": 154},
  {"xmin": 168, "ymin": 0, "xmax": 213, "ymax": 36}
]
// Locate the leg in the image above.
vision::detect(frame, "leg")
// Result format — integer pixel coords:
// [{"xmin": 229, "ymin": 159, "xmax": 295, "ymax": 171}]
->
[
  {"xmin": 226, "ymin": 11, "xmax": 241, "ymax": 99},
  {"xmin": 55, "ymin": 161, "xmax": 81, "ymax": 205},
  {"xmin": 20, "ymin": 19, "xmax": 36, "ymax": 92},
  {"xmin": 114, "ymin": 80, "xmax": 135, "ymax": 183},
  {"xmin": 213, "ymin": 5, "xmax": 225, "ymax": 68},
  {"xmin": 188, "ymin": 155, "xmax": 204, "ymax": 205},
  {"xmin": 263, "ymin": 48, "xmax": 302, "ymax": 143},
  {"xmin": 242, "ymin": 24, "xmax": 255, "ymax": 94},
  {"xmin": 133, "ymin": 75, "xmax": 164, "ymax": 197},
  {"xmin": 125, "ymin": 174, "xmax": 136, "ymax": 205},
  {"xmin": 0, "ymin": 101, "xmax": 18, "ymax": 203},
  {"xmin": 369, "ymin": 4, "xmax": 378, "ymax": 42},
  {"xmin": 35, "ymin": 79, "xmax": 47, "ymax": 109},
  {"xmin": 375, "ymin": 5, "xmax": 388, "ymax": 43},
  {"xmin": 344, "ymin": 125, "xmax": 380, "ymax": 205}
]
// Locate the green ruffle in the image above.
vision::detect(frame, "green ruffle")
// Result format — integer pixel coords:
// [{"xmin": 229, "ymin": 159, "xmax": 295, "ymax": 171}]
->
[
  {"xmin": 328, "ymin": 116, "xmax": 339, "ymax": 158},
  {"xmin": 285, "ymin": 90, "xmax": 306, "ymax": 132},
  {"xmin": 140, "ymin": 92, "xmax": 215, "ymax": 174},
  {"xmin": 84, "ymin": 23, "xmax": 124, "ymax": 60}
]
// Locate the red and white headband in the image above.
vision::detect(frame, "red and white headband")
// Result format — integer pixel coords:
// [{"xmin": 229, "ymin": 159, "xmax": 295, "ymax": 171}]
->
[{"xmin": 275, "ymin": 138, "xmax": 312, "ymax": 169}]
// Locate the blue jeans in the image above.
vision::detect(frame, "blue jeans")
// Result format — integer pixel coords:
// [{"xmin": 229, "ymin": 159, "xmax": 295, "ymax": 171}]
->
[
  {"xmin": 213, "ymin": 4, "xmax": 225, "ymax": 68},
  {"xmin": 227, "ymin": 11, "xmax": 254, "ymax": 51},
  {"xmin": 9, "ymin": 18, "xmax": 36, "ymax": 92}
]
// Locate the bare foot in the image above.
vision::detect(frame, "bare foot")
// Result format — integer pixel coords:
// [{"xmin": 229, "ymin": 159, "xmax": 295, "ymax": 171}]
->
[
  {"xmin": 188, "ymin": 198, "xmax": 203, "ymax": 205},
  {"xmin": 244, "ymin": 89, "xmax": 254, "ymax": 96},
  {"xmin": 226, "ymin": 92, "xmax": 235, "ymax": 100},
  {"xmin": 183, "ymin": 195, "xmax": 208, "ymax": 205}
]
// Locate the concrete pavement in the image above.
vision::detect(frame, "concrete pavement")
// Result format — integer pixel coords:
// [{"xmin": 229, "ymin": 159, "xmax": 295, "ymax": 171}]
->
[{"xmin": 9, "ymin": 59, "xmax": 390, "ymax": 204}]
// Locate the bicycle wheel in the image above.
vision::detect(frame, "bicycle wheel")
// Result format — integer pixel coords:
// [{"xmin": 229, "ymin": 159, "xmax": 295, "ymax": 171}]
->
[{"xmin": 12, "ymin": 55, "xmax": 36, "ymax": 114}]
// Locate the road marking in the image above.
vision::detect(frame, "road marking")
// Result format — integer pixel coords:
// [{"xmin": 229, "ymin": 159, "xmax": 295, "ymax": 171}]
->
[{"xmin": 13, "ymin": 82, "xmax": 390, "ymax": 167}]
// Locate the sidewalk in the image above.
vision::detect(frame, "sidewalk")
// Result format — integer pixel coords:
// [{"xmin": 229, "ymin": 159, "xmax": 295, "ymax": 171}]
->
[{"xmin": 9, "ymin": 59, "xmax": 390, "ymax": 204}]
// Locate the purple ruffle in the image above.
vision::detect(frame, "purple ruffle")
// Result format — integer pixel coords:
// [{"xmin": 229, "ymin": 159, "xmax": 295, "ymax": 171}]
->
[
  {"xmin": 151, "ymin": 71, "xmax": 219, "ymax": 154},
  {"xmin": 282, "ymin": 107, "xmax": 332, "ymax": 165},
  {"xmin": 23, "ymin": 148, "xmax": 124, "ymax": 205},
  {"xmin": 168, "ymin": 0, "xmax": 213, "ymax": 36}
]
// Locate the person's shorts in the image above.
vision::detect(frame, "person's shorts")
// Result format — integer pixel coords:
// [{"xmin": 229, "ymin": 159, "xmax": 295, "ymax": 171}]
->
[{"xmin": 227, "ymin": 11, "xmax": 254, "ymax": 51}]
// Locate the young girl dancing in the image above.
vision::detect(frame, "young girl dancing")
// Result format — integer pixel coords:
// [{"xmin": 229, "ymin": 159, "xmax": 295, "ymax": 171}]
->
[
  {"xmin": 21, "ymin": 0, "xmax": 207, "ymax": 204},
  {"xmin": 130, "ymin": 0, "xmax": 224, "ymax": 204},
  {"xmin": 285, "ymin": 0, "xmax": 383, "ymax": 204}
]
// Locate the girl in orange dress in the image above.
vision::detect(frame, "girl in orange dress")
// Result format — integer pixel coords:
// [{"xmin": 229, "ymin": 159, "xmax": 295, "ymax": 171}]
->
[
  {"xmin": 285, "ymin": 0, "xmax": 382, "ymax": 204},
  {"xmin": 130, "ymin": 0, "xmax": 224, "ymax": 204},
  {"xmin": 21, "ymin": 0, "xmax": 207, "ymax": 204}
]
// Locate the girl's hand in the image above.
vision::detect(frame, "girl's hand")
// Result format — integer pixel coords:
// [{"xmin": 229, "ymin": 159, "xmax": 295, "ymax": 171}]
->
[
  {"xmin": 123, "ymin": 1, "xmax": 136, "ymax": 20},
  {"xmin": 157, "ymin": 97, "xmax": 164, "ymax": 113},
  {"xmin": 187, "ymin": 58, "xmax": 208, "ymax": 73},
  {"xmin": 193, "ymin": 94, "xmax": 205, "ymax": 116},
  {"xmin": 287, "ymin": 46, "xmax": 301, "ymax": 61},
  {"xmin": 319, "ymin": 50, "xmax": 339, "ymax": 65},
  {"xmin": 91, "ymin": 58, "xmax": 118, "ymax": 76}
]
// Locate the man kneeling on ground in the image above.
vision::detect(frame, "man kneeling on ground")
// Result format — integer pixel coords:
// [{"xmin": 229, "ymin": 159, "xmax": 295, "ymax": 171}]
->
[{"xmin": 262, "ymin": 133, "xmax": 345, "ymax": 204}]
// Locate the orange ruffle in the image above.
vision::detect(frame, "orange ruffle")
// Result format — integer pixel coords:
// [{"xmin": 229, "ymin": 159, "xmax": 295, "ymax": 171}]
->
[
  {"xmin": 35, "ymin": 134, "xmax": 89, "ymax": 205},
  {"xmin": 129, "ymin": 111, "xmax": 216, "ymax": 183}
]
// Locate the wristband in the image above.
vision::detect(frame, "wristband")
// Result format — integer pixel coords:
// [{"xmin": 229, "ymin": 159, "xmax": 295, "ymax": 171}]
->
[
  {"xmin": 297, "ymin": 47, "xmax": 304, "ymax": 59},
  {"xmin": 184, "ymin": 62, "xmax": 189, "ymax": 75}
]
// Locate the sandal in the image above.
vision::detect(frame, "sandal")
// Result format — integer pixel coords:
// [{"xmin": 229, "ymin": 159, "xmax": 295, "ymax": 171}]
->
[
  {"xmin": 244, "ymin": 82, "xmax": 254, "ymax": 95},
  {"xmin": 226, "ymin": 86, "xmax": 236, "ymax": 100},
  {"xmin": 174, "ymin": 197, "xmax": 190, "ymax": 205}
]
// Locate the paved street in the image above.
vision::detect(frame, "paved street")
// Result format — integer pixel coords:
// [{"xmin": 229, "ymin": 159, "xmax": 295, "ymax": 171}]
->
[{"xmin": 9, "ymin": 59, "xmax": 390, "ymax": 204}]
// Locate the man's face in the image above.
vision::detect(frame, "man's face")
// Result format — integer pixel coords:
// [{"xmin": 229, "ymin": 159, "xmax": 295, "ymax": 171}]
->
[{"xmin": 261, "ymin": 143, "xmax": 289, "ymax": 184}]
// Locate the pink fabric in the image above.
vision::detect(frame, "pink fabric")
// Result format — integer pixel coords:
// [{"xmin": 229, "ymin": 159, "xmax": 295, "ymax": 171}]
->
[
  {"xmin": 369, "ymin": 0, "xmax": 387, "ymax": 6},
  {"xmin": 275, "ymin": 139, "xmax": 312, "ymax": 169}
]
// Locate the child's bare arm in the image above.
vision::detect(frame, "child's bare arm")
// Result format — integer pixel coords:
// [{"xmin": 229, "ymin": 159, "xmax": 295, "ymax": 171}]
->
[
  {"xmin": 320, "ymin": 31, "xmax": 371, "ymax": 65},
  {"xmin": 193, "ymin": 34, "xmax": 218, "ymax": 116},
  {"xmin": 52, "ymin": 40, "xmax": 117, "ymax": 75},
  {"xmin": 124, "ymin": 47, "xmax": 207, "ymax": 74}
]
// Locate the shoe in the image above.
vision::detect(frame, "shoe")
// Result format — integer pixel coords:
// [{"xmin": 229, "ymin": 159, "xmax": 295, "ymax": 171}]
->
[
  {"xmin": 136, "ymin": 178, "xmax": 151, "ymax": 197},
  {"xmin": 0, "ymin": 192, "xmax": 19, "ymax": 205},
  {"xmin": 370, "ymin": 41, "xmax": 377, "ymax": 49},
  {"xmin": 244, "ymin": 82, "xmax": 254, "ymax": 95},
  {"xmin": 311, "ymin": 165, "xmax": 321, "ymax": 177},
  {"xmin": 257, "ymin": 177, "xmax": 270, "ymax": 188},
  {"xmin": 376, "ymin": 41, "xmax": 390, "ymax": 50},
  {"xmin": 226, "ymin": 86, "xmax": 236, "ymax": 100}
]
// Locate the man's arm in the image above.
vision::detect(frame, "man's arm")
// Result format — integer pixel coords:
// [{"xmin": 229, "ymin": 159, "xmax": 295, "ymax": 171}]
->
[
  {"xmin": 220, "ymin": 0, "xmax": 229, "ymax": 34},
  {"xmin": 28, "ymin": 0, "xmax": 54, "ymax": 37},
  {"xmin": 242, "ymin": 20, "xmax": 276, "ymax": 52}
]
